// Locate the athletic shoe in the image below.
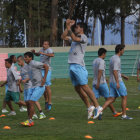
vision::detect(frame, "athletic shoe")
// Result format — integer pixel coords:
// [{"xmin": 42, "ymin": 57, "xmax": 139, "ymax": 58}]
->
[
  {"xmin": 2, "ymin": 109, "xmax": 9, "ymax": 113},
  {"xmin": 39, "ymin": 114, "xmax": 46, "ymax": 120},
  {"xmin": 21, "ymin": 120, "xmax": 34, "ymax": 127},
  {"xmin": 20, "ymin": 107, "xmax": 27, "ymax": 112},
  {"xmin": 8, "ymin": 111, "xmax": 16, "ymax": 116},
  {"xmin": 88, "ymin": 106, "xmax": 95, "ymax": 119},
  {"xmin": 45, "ymin": 102, "xmax": 48, "ymax": 110},
  {"xmin": 47, "ymin": 104, "xmax": 52, "ymax": 111},
  {"xmin": 32, "ymin": 114, "xmax": 38, "ymax": 119},
  {"xmin": 113, "ymin": 112, "xmax": 122, "ymax": 117},
  {"xmin": 121, "ymin": 116, "xmax": 133, "ymax": 120},
  {"xmin": 93, "ymin": 106, "xmax": 103, "ymax": 119}
]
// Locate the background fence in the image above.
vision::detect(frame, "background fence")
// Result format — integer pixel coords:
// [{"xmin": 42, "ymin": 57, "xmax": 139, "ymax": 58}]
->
[{"xmin": 0, "ymin": 45, "xmax": 140, "ymax": 81}]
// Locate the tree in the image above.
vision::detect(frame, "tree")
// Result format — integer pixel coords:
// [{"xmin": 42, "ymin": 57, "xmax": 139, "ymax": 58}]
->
[{"xmin": 50, "ymin": 0, "xmax": 58, "ymax": 47}]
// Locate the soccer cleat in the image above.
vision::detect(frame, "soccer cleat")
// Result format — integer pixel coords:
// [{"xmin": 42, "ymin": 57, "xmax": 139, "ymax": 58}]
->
[
  {"xmin": 19, "ymin": 107, "xmax": 27, "ymax": 112},
  {"xmin": 39, "ymin": 114, "xmax": 46, "ymax": 120},
  {"xmin": 2, "ymin": 109, "xmax": 9, "ymax": 113},
  {"xmin": 45, "ymin": 102, "xmax": 48, "ymax": 110},
  {"xmin": 121, "ymin": 116, "xmax": 133, "ymax": 120},
  {"xmin": 21, "ymin": 120, "xmax": 34, "ymax": 127},
  {"xmin": 8, "ymin": 111, "xmax": 16, "ymax": 116},
  {"xmin": 93, "ymin": 106, "xmax": 103, "ymax": 119},
  {"xmin": 113, "ymin": 112, "xmax": 122, "ymax": 117},
  {"xmin": 47, "ymin": 104, "xmax": 52, "ymax": 111},
  {"xmin": 88, "ymin": 106, "xmax": 95, "ymax": 119},
  {"xmin": 32, "ymin": 114, "xmax": 38, "ymax": 119}
]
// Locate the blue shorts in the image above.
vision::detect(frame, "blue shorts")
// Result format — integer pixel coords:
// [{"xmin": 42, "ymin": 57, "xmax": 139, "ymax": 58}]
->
[
  {"xmin": 93, "ymin": 83, "xmax": 109, "ymax": 99},
  {"xmin": 110, "ymin": 81, "xmax": 127, "ymax": 97},
  {"xmin": 24, "ymin": 88, "xmax": 32, "ymax": 101},
  {"xmin": 69, "ymin": 64, "xmax": 88, "ymax": 86},
  {"xmin": 5, "ymin": 84, "xmax": 8, "ymax": 94},
  {"xmin": 29, "ymin": 86, "xmax": 45, "ymax": 101},
  {"xmin": 41, "ymin": 70, "xmax": 52, "ymax": 86}
]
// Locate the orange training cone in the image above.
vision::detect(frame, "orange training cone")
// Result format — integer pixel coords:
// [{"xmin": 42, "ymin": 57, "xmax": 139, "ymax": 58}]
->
[
  {"xmin": 88, "ymin": 121, "xmax": 95, "ymax": 124},
  {"xmin": 49, "ymin": 117, "xmax": 55, "ymax": 120},
  {"xmin": 3, "ymin": 126, "xmax": 11, "ymax": 130},
  {"xmin": 85, "ymin": 135, "xmax": 93, "ymax": 139}
]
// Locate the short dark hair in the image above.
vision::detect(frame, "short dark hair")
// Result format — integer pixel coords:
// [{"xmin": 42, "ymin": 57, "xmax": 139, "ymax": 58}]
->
[
  {"xmin": 24, "ymin": 52, "xmax": 34, "ymax": 60},
  {"xmin": 10, "ymin": 55, "xmax": 16, "ymax": 60},
  {"xmin": 5, "ymin": 58, "xmax": 12, "ymax": 64},
  {"xmin": 76, "ymin": 22, "xmax": 87, "ymax": 32},
  {"xmin": 98, "ymin": 48, "xmax": 107, "ymax": 56},
  {"xmin": 17, "ymin": 55, "xmax": 24, "ymax": 60},
  {"xmin": 115, "ymin": 44, "xmax": 125, "ymax": 54}
]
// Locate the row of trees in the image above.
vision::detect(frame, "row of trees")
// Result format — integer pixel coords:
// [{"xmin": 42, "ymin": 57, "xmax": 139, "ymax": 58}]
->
[{"xmin": 0, "ymin": 0, "xmax": 139, "ymax": 47}]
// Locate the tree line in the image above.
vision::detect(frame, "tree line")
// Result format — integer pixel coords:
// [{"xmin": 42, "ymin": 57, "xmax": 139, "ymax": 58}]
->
[{"xmin": 0, "ymin": 0, "xmax": 139, "ymax": 47}]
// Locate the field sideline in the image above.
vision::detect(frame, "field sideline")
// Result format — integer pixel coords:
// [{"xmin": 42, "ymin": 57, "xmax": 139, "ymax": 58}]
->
[{"xmin": 0, "ymin": 77, "xmax": 140, "ymax": 140}]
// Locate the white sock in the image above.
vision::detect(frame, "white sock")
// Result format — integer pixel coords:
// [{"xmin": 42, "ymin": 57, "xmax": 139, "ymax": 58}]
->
[{"xmin": 122, "ymin": 115, "xmax": 127, "ymax": 118}]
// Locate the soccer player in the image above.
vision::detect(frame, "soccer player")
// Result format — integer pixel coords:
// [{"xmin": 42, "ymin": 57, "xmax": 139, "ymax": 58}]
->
[
  {"xmin": 92, "ymin": 48, "xmax": 121, "ymax": 119},
  {"xmin": 21, "ymin": 52, "xmax": 48, "ymax": 127},
  {"xmin": 17, "ymin": 55, "xmax": 46, "ymax": 120},
  {"xmin": 94, "ymin": 44, "xmax": 133, "ymax": 120},
  {"xmin": 10, "ymin": 55, "xmax": 27, "ymax": 112},
  {"xmin": 31, "ymin": 41, "xmax": 54, "ymax": 111},
  {"xmin": 61, "ymin": 19, "xmax": 102, "ymax": 119},
  {"xmin": 0, "ymin": 58, "xmax": 26, "ymax": 116}
]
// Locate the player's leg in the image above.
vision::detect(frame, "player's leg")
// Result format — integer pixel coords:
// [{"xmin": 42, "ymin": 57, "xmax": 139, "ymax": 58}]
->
[
  {"xmin": 43, "ymin": 70, "xmax": 52, "ymax": 111},
  {"xmin": 75, "ymin": 85, "xmax": 94, "ymax": 119},
  {"xmin": 5, "ymin": 91, "xmax": 16, "ymax": 115},
  {"xmin": 69, "ymin": 64, "xmax": 101, "ymax": 119},
  {"xmin": 45, "ymin": 86, "xmax": 52, "ymax": 111},
  {"xmin": 121, "ymin": 95, "xmax": 127, "ymax": 116},
  {"xmin": 118, "ymin": 82, "xmax": 133, "ymax": 120},
  {"xmin": 21, "ymin": 86, "xmax": 46, "ymax": 126},
  {"xmin": 2, "ymin": 84, "xmax": 9, "ymax": 113},
  {"xmin": 35, "ymin": 101, "xmax": 46, "ymax": 119},
  {"xmin": 75, "ymin": 85, "xmax": 90, "ymax": 108}
]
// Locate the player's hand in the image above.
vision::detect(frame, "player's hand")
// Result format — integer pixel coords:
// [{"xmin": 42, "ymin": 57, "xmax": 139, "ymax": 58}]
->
[
  {"xmin": 95, "ymin": 83, "xmax": 100, "ymax": 89},
  {"xmin": 22, "ymin": 79, "xmax": 26, "ymax": 84},
  {"xmin": 123, "ymin": 76, "xmax": 129, "ymax": 81},
  {"xmin": 0, "ymin": 84, "xmax": 3, "ymax": 87},
  {"xmin": 116, "ymin": 82, "xmax": 120, "ymax": 89},
  {"xmin": 41, "ymin": 78, "xmax": 45, "ymax": 86},
  {"xmin": 39, "ymin": 52, "xmax": 44, "ymax": 55},
  {"xmin": 31, "ymin": 49, "xmax": 35, "ymax": 53},
  {"xmin": 70, "ymin": 20, "xmax": 75, "ymax": 26}
]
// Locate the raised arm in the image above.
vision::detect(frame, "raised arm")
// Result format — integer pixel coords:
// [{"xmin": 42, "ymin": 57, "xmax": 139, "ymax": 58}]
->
[{"xmin": 31, "ymin": 49, "xmax": 40, "ymax": 56}]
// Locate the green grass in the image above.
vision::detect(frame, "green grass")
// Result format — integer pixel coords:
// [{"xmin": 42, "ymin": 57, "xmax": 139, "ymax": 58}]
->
[{"xmin": 0, "ymin": 77, "xmax": 140, "ymax": 140}]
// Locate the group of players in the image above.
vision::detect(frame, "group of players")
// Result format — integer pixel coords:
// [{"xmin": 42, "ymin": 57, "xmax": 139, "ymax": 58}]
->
[
  {"xmin": 0, "ymin": 18, "xmax": 137, "ymax": 127},
  {"xmin": 0, "ymin": 41, "xmax": 54, "ymax": 126}
]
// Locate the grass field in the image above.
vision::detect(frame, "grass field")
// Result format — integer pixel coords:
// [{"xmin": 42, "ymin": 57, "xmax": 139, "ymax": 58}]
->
[{"xmin": 0, "ymin": 77, "xmax": 140, "ymax": 140}]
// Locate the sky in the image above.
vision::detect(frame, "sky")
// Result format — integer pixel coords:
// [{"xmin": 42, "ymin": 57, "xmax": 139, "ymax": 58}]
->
[{"xmin": 87, "ymin": 16, "xmax": 138, "ymax": 46}]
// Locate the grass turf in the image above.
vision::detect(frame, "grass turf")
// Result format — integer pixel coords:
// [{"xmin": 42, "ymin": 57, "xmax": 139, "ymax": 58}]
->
[{"xmin": 0, "ymin": 77, "xmax": 140, "ymax": 140}]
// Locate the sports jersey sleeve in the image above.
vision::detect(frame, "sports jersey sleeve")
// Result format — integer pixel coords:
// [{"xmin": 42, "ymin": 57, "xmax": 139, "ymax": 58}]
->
[
  {"xmin": 47, "ymin": 48, "xmax": 54, "ymax": 54},
  {"xmin": 80, "ymin": 35, "xmax": 87, "ymax": 44},
  {"xmin": 99, "ymin": 60, "xmax": 104, "ymax": 70},
  {"xmin": 33, "ymin": 61, "xmax": 44, "ymax": 69},
  {"xmin": 113, "ymin": 59, "xmax": 120, "ymax": 70},
  {"xmin": 11, "ymin": 67, "xmax": 20, "ymax": 80}
]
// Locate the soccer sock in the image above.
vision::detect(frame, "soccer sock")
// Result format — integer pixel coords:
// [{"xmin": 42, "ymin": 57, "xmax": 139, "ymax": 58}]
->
[
  {"xmin": 122, "ymin": 115, "xmax": 127, "ymax": 118},
  {"xmin": 39, "ymin": 110, "xmax": 43, "ymax": 113}
]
